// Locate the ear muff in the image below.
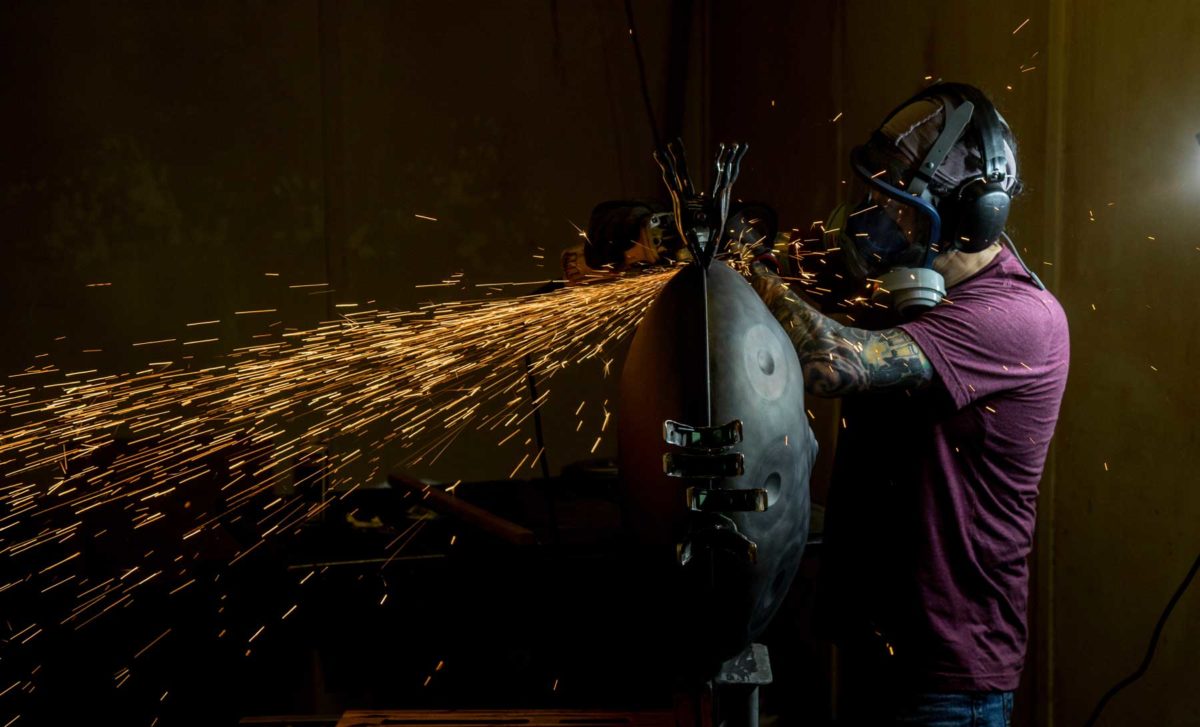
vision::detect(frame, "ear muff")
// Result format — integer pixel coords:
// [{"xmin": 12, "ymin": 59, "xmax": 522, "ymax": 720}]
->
[
  {"xmin": 947, "ymin": 177, "xmax": 1011, "ymax": 252},
  {"xmin": 931, "ymin": 83, "xmax": 1015, "ymax": 253},
  {"xmin": 874, "ymin": 82, "xmax": 1016, "ymax": 257}
]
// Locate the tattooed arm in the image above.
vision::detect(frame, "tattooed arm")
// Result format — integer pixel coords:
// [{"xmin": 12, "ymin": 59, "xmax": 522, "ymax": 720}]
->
[{"xmin": 748, "ymin": 262, "xmax": 934, "ymax": 397}]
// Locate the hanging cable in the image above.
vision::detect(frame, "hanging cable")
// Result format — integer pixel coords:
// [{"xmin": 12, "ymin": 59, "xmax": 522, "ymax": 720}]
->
[
  {"xmin": 623, "ymin": 0, "xmax": 663, "ymax": 153},
  {"xmin": 1082, "ymin": 549, "xmax": 1200, "ymax": 726}
]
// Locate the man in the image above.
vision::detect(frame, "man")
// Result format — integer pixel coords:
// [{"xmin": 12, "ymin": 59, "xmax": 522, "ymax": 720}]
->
[
  {"xmin": 578, "ymin": 83, "xmax": 1066, "ymax": 724},
  {"xmin": 743, "ymin": 83, "xmax": 1069, "ymax": 725}
]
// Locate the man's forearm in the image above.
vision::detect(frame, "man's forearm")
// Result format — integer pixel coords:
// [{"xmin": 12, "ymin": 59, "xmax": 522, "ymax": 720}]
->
[{"xmin": 748, "ymin": 262, "xmax": 933, "ymax": 396}]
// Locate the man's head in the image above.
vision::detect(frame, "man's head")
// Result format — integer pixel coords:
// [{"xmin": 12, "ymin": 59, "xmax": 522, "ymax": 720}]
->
[
  {"xmin": 840, "ymin": 83, "xmax": 1021, "ymax": 312},
  {"xmin": 868, "ymin": 88, "xmax": 1021, "ymax": 201}
]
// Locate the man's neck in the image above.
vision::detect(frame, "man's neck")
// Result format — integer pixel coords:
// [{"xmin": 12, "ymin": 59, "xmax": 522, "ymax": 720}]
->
[{"xmin": 933, "ymin": 241, "xmax": 1003, "ymax": 288}]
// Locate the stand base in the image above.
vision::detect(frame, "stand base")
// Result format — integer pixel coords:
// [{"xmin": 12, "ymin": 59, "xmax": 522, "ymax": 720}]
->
[{"xmin": 673, "ymin": 642, "xmax": 773, "ymax": 727}]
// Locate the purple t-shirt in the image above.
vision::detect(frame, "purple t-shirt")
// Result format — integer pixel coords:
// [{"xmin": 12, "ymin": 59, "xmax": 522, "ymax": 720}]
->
[{"xmin": 821, "ymin": 247, "xmax": 1069, "ymax": 692}]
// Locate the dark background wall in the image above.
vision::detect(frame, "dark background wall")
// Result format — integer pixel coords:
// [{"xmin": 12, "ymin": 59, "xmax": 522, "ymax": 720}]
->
[
  {"xmin": 2, "ymin": 1, "xmax": 1198, "ymax": 725},
  {"xmin": 0, "ymin": 0, "xmax": 704, "ymax": 487},
  {"xmin": 1049, "ymin": 4, "xmax": 1200, "ymax": 726}
]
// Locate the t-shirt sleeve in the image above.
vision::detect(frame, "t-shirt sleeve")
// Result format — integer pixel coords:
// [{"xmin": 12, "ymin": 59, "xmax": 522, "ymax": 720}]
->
[{"xmin": 897, "ymin": 283, "xmax": 1056, "ymax": 410}]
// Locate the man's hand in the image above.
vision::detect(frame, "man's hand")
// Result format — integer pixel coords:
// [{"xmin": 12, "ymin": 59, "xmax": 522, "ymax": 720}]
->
[{"xmin": 727, "ymin": 237, "xmax": 782, "ymax": 275}]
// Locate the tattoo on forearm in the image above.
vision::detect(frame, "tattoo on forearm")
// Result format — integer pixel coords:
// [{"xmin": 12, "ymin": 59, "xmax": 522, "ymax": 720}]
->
[{"xmin": 749, "ymin": 264, "xmax": 933, "ymax": 397}]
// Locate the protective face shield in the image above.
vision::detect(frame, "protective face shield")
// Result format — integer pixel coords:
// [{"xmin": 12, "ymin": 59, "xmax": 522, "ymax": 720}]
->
[
  {"xmin": 783, "ymin": 204, "xmax": 866, "ymax": 308},
  {"xmin": 840, "ymin": 146, "xmax": 947, "ymax": 315},
  {"xmin": 840, "ymin": 94, "xmax": 987, "ymax": 315},
  {"xmin": 843, "ymin": 147, "xmax": 941, "ymax": 279}
]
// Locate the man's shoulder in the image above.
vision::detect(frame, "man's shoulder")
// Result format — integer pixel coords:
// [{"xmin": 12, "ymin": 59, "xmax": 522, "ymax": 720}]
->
[
  {"xmin": 948, "ymin": 251, "xmax": 1066, "ymax": 331},
  {"xmin": 899, "ymin": 256, "xmax": 1068, "ymax": 407},
  {"xmin": 922, "ymin": 279, "xmax": 1067, "ymax": 369}
]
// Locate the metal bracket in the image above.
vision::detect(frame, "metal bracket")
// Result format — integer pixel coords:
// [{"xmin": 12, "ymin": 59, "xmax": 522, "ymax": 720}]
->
[
  {"xmin": 664, "ymin": 419, "xmax": 743, "ymax": 449},
  {"xmin": 664, "ymin": 451, "xmax": 744, "ymax": 479},
  {"xmin": 676, "ymin": 513, "xmax": 758, "ymax": 566},
  {"xmin": 685, "ymin": 486, "xmax": 768, "ymax": 513}
]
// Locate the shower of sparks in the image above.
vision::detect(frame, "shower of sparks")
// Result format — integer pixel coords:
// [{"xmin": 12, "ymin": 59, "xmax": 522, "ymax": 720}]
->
[
  {"xmin": 0, "ymin": 267, "xmax": 672, "ymax": 682},
  {"xmin": 722, "ymin": 228, "xmax": 882, "ymax": 314}
]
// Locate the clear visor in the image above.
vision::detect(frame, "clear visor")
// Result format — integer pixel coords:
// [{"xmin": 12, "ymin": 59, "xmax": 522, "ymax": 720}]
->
[{"xmin": 841, "ymin": 173, "xmax": 935, "ymax": 279}]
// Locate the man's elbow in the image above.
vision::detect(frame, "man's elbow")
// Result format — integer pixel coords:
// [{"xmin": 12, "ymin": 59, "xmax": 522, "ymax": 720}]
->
[
  {"xmin": 800, "ymin": 357, "xmax": 861, "ymax": 398},
  {"xmin": 804, "ymin": 382, "xmax": 840, "ymax": 399}
]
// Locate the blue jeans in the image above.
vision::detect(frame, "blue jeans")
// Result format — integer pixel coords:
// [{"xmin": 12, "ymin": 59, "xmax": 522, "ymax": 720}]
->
[{"xmin": 892, "ymin": 691, "xmax": 1014, "ymax": 726}]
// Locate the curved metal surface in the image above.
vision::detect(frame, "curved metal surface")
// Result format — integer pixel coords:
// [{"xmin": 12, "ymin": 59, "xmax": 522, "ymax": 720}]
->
[{"xmin": 618, "ymin": 262, "xmax": 817, "ymax": 672}]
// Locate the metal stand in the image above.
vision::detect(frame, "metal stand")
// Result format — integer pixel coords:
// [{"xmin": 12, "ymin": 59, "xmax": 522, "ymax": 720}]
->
[
  {"xmin": 714, "ymin": 643, "xmax": 772, "ymax": 727},
  {"xmin": 674, "ymin": 643, "xmax": 772, "ymax": 727}
]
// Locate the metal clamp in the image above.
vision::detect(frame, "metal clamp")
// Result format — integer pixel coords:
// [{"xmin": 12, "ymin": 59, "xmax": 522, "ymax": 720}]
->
[
  {"xmin": 664, "ymin": 419, "xmax": 743, "ymax": 449},
  {"xmin": 685, "ymin": 486, "xmax": 768, "ymax": 513},
  {"xmin": 676, "ymin": 513, "xmax": 758, "ymax": 566},
  {"xmin": 664, "ymin": 451, "xmax": 744, "ymax": 479}
]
